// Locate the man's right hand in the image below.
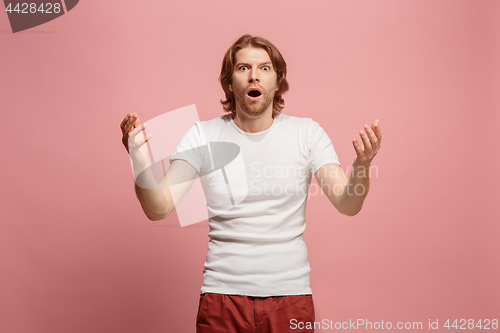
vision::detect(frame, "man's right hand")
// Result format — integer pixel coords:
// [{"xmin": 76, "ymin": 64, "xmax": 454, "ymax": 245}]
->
[
  {"xmin": 120, "ymin": 112, "xmax": 146, "ymax": 153},
  {"xmin": 119, "ymin": 112, "xmax": 198, "ymax": 221},
  {"xmin": 120, "ymin": 112, "xmax": 152, "ymax": 178}
]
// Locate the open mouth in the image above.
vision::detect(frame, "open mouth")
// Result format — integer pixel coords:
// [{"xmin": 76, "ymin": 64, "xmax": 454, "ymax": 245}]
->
[{"xmin": 247, "ymin": 89, "xmax": 262, "ymax": 98}]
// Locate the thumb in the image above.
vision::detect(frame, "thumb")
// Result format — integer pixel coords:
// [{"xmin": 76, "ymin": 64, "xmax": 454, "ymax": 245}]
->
[{"xmin": 130, "ymin": 113, "xmax": 142, "ymax": 130}]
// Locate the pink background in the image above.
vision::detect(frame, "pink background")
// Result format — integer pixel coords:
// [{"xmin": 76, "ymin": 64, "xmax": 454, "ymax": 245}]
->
[{"xmin": 1, "ymin": 0, "xmax": 499, "ymax": 332}]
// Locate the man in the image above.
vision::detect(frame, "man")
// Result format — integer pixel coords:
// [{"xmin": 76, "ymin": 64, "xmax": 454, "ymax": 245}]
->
[{"xmin": 120, "ymin": 34, "xmax": 381, "ymax": 333}]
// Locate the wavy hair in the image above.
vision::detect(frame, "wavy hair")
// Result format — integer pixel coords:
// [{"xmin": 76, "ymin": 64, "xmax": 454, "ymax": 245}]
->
[{"xmin": 219, "ymin": 35, "xmax": 289, "ymax": 116}]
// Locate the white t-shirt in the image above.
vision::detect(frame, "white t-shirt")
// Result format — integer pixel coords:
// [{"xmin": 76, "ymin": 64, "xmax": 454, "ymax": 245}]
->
[{"xmin": 169, "ymin": 113, "xmax": 341, "ymax": 296}]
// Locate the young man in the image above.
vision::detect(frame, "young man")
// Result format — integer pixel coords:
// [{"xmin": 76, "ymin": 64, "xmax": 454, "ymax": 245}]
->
[{"xmin": 120, "ymin": 35, "xmax": 382, "ymax": 333}]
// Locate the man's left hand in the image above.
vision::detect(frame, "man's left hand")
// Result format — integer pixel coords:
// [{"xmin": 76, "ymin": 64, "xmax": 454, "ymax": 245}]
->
[{"xmin": 352, "ymin": 119, "xmax": 382, "ymax": 167}]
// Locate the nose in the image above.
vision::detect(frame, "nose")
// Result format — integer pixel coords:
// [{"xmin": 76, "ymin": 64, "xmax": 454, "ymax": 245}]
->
[{"xmin": 248, "ymin": 69, "xmax": 259, "ymax": 83}]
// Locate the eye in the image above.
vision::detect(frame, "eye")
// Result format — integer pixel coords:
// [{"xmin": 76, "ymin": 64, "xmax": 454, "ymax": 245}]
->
[
  {"xmin": 262, "ymin": 66, "xmax": 270, "ymax": 71},
  {"xmin": 239, "ymin": 66, "xmax": 248, "ymax": 70}
]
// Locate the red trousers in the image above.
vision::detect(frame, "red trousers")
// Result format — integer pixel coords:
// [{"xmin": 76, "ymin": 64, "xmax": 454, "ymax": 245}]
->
[{"xmin": 196, "ymin": 293, "xmax": 315, "ymax": 333}]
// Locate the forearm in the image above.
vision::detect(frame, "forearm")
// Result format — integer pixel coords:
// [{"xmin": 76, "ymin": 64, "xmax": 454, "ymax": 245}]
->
[
  {"xmin": 133, "ymin": 168, "xmax": 174, "ymax": 221},
  {"xmin": 337, "ymin": 163, "xmax": 371, "ymax": 216},
  {"xmin": 316, "ymin": 120, "xmax": 381, "ymax": 216}
]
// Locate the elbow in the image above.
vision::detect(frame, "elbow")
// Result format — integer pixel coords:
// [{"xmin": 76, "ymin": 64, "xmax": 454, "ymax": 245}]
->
[
  {"xmin": 144, "ymin": 207, "xmax": 172, "ymax": 221},
  {"xmin": 146, "ymin": 212, "xmax": 169, "ymax": 221},
  {"xmin": 335, "ymin": 195, "xmax": 365, "ymax": 217},
  {"xmin": 139, "ymin": 197, "xmax": 174, "ymax": 222},
  {"xmin": 146, "ymin": 214, "xmax": 163, "ymax": 221},
  {"xmin": 338, "ymin": 204, "xmax": 363, "ymax": 217},
  {"xmin": 341, "ymin": 209, "xmax": 361, "ymax": 217}
]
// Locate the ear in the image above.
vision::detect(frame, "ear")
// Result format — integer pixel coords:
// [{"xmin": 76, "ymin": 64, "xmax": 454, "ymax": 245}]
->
[{"xmin": 229, "ymin": 84, "xmax": 232, "ymax": 92}]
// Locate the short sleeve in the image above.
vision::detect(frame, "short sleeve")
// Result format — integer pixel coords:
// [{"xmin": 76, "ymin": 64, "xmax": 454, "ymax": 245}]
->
[
  {"xmin": 168, "ymin": 123, "xmax": 204, "ymax": 173},
  {"xmin": 307, "ymin": 119, "xmax": 342, "ymax": 175}
]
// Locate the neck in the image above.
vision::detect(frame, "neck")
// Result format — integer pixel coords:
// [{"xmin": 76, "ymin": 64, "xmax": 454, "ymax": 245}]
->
[{"xmin": 232, "ymin": 108, "xmax": 275, "ymax": 133}]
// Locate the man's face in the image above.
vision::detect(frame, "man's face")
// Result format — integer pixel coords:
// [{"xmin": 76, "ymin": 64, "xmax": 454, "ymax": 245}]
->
[{"xmin": 229, "ymin": 46, "xmax": 279, "ymax": 118}]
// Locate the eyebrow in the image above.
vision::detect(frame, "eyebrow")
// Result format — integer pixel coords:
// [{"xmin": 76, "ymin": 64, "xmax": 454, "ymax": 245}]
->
[{"xmin": 235, "ymin": 62, "xmax": 273, "ymax": 67}]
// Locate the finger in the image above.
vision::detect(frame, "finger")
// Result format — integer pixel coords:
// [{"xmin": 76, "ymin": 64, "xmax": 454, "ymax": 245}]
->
[
  {"xmin": 360, "ymin": 127, "xmax": 372, "ymax": 150},
  {"xmin": 365, "ymin": 124, "xmax": 379, "ymax": 147},
  {"xmin": 129, "ymin": 113, "xmax": 141, "ymax": 126},
  {"xmin": 352, "ymin": 138, "xmax": 364, "ymax": 156},
  {"xmin": 372, "ymin": 119, "xmax": 382, "ymax": 141},
  {"xmin": 128, "ymin": 122, "xmax": 148, "ymax": 138},
  {"xmin": 120, "ymin": 114, "xmax": 132, "ymax": 130},
  {"xmin": 127, "ymin": 124, "xmax": 147, "ymax": 149},
  {"xmin": 135, "ymin": 133, "xmax": 152, "ymax": 148},
  {"xmin": 123, "ymin": 116, "xmax": 134, "ymax": 134},
  {"xmin": 132, "ymin": 114, "xmax": 142, "ymax": 130},
  {"xmin": 125, "ymin": 114, "xmax": 140, "ymax": 134},
  {"xmin": 132, "ymin": 113, "xmax": 141, "ymax": 125}
]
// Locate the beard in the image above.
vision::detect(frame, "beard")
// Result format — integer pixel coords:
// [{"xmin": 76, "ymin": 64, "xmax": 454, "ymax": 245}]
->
[{"xmin": 233, "ymin": 88, "xmax": 275, "ymax": 118}]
